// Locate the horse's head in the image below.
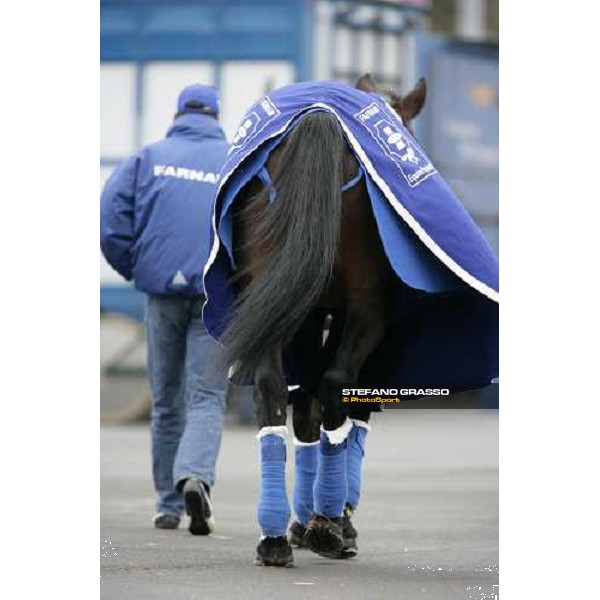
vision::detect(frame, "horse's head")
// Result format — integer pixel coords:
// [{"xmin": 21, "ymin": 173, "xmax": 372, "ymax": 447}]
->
[{"xmin": 356, "ymin": 73, "xmax": 427, "ymax": 134}]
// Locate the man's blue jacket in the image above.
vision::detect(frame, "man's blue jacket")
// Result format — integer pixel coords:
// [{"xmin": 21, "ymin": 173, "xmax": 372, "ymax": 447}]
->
[{"xmin": 100, "ymin": 113, "xmax": 229, "ymax": 296}]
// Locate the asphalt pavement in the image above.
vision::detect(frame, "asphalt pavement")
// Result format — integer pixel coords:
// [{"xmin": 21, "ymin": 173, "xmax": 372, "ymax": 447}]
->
[{"xmin": 101, "ymin": 409, "xmax": 498, "ymax": 599}]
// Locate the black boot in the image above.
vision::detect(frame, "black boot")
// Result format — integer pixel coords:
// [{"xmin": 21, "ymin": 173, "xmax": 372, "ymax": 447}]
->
[{"xmin": 182, "ymin": 478, "xmax": 214, "ymax": 535}]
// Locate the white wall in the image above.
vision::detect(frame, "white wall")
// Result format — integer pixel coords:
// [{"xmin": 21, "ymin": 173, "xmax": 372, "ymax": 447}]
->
[{"xmin": 100, "ymin": 63, "xmax": 136, "ymax": 158}]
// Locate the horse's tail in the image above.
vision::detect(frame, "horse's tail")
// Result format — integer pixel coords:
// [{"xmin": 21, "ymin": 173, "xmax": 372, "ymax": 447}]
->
[{"xmin": 221, "ymin": 111, "xmax": 346, "ymax": 376}]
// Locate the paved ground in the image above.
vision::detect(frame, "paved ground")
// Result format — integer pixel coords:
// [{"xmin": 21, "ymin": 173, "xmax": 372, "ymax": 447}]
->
[{"xmin": 101, "ymin": 410, "xmax": 498, "ymax": 599}]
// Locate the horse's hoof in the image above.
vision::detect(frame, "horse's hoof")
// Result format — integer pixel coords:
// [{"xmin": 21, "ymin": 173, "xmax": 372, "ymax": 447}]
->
[
  {"xmin": 341, "ymin": 507, "xmax": 358, "ymax": 558},
  {"xmin": 254, "ymin": 536, "xmax": 294, "ymax": 567},
  {"xmin": 304, "ymin": 514, "xmax": 347, "ymax": 559},
  {"xmin": 288, "ymin": 520, "xmax": 309, "ymax": 548}
]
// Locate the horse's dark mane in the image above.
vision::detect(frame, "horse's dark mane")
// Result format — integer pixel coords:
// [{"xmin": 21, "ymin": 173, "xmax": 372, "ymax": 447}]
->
[{"xmin": 221, "ymin": 111, "xmax": 346, "ymax": 377}]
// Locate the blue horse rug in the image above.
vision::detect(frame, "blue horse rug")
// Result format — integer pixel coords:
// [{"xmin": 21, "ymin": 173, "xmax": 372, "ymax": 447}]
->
[{"xmin": 203, "ymin": 81, "xmax": 499, "ymax": 394}]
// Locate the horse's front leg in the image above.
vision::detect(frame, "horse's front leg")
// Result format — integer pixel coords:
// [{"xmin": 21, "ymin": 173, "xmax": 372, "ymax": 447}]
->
[
  {"xmin": 253, "ymin": 347, "xmax": 294, "ymax": 567},
  {"xmin": 305, "ymin": 298, "xmax": 386, "ymax": 558}
]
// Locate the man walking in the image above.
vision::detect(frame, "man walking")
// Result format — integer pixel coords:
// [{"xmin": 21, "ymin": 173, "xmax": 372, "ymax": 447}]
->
[{"xmin": 100, "ymin": 84, "xmax": 229, "ymax": 534}]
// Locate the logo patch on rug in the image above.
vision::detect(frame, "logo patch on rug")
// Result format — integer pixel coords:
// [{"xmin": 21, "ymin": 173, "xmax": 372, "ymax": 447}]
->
[
  {"xmin": 355, "ymin": 103, "xmax": 436, "ymax": 188},
  {"xmin": 230, "ymin": 96, "xmax": 280, "ymax": 153}
]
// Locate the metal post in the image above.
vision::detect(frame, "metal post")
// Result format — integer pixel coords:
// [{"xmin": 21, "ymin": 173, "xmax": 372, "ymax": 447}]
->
[{"xmin": 456, "ymin": 0, "xmax": 486, "ymax": 41}]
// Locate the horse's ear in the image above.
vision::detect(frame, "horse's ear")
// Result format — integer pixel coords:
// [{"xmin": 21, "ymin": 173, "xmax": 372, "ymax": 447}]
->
[
  {"xmin": 400, "ymin": 77, "xmax": 427, "ymax": 119},
  {"xmin": 356, "ymin": 73, "xmax": 377, "ymax": 93}
]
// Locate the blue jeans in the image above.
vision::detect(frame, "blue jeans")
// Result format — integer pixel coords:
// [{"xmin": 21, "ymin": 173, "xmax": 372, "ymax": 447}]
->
[{"xmin": 146, "ymin": 295, "xmax": 227, "ymax": 516}]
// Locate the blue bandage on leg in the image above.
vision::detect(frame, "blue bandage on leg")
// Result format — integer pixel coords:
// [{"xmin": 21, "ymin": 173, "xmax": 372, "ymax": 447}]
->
[
  {"xmin": 314, "ymin": 430, "xmax": 348, "ymax": 518},
  {"xmin": 293, "ymin": 441, "xmax": 319, "ymax": 526},
  {"xmin": 346, "ymin": 422, "xmax": 369, "ymax": 509},
  {"xmin": 258, "ymin": 433, "xmax": 290, "ymax": 537}
]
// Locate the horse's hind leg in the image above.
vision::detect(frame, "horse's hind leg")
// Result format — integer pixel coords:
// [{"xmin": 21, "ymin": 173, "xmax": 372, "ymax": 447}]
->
[
  {"xmin": 345, "ymin": 402, "xmax": 373, "ymax": 513},
  {"xmin": 289, "ymin": 310, "xmax": 345, "ymax": 546},
  {"xmin": 343, "ymin": 402, "xmax": 373, "ymax": 555},
  {"xmin": 286, "ymin": 312, "xmax": 324, "ymax": 544},
  {"xmin": 305, "ymin": 298, "xmax": 386, "ymax": 559},
  {"xmin": 253, "ymin": 347, "xmax": 294, "ymax": 567},
  {"xmin": 289, "ymin": 391, "xmax": 321, "ymax": 547}
]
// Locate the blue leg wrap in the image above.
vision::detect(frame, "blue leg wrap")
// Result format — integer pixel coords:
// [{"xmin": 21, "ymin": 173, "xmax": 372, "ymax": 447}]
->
[
  {"xmin": 314, "ymin": 432, "xmax": 347, "ymax": 518},
  {"xmin": 257, "ymin": 434, "xmax": 290, "ymax": 537},
  {"xmin": 346, "ymin": 424, "xmax": 368, "ymax": 509},
  {"xmin": 293, "ymin": 443, "xmax": 319, "ymax": 526}
]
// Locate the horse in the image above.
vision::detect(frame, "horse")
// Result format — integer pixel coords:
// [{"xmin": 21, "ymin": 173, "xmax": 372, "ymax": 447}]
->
[{"xmin": 219, "ymin": 74, "xmax": 428, "ymax": 567}]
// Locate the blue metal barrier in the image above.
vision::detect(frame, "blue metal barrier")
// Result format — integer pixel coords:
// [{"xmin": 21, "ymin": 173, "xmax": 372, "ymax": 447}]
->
[{"xmin": 100, "ymin": 285, "xmax": 145, "ymax": 322}]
